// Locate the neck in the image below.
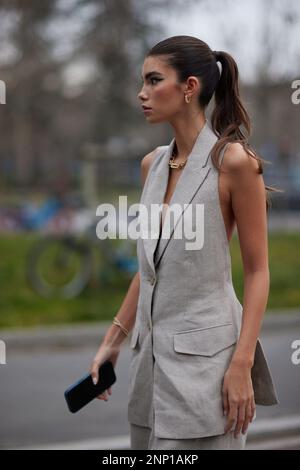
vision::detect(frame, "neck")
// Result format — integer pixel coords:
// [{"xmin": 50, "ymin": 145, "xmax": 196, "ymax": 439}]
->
[{"xmin": 170, "ymin": 112, "xmax": 207, "ymax": 159}]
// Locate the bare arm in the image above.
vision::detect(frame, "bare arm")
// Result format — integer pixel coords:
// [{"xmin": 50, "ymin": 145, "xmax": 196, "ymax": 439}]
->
[
  {"xmin": 221, "ymin": 143, "xmax": 269, "ymax": 437},
  {"xmin": 101, "ymin": 148, "xmax": 158, "ymax": 348},
  {"xmin": 102, "ymin": 270, "xmax": 140, "ymax": 347},
  {"xmin": 227, "ymin": 143, "xmax": 269, "ymax": 367},
  {"xmin": 90, "ymin": 148, "xmax": 159, "ymax": 394}
]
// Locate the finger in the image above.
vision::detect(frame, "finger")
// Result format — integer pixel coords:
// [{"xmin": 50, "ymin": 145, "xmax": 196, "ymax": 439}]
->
[
  {"xmin": 250, "ymin": 398, "xmax": 256, "ymax": 422},
  {"xmin": 225, "ymin": 401, "xmax": 238, "ymax": 434},
  {"xmin": 97, "ymin": 391, "xmax": 108, "ymax": 401},
  {"xmin": 222, "ymin": 387, "xmax": 229, "ymax": 417},
  {"xmin": 234, "ymin": 402, "xmax": 246, "ymax": 438},
  {"xmin": 242, "ymin": 402, "xmax": 252, "ymax": 435},
  {"xmin": 92, "ymin": 375, "xmax": 98, "ymax": 385},
  {"xmin": 107, "ymin": 387, "xmax": 112, "ymax": 395},
  {"xmin": 91, "ymin": 362, "xmax": 99, "ymax": 385},
  {"xmin": 101, "ymin": 389, "xmax": 108, "ymax": 399}
]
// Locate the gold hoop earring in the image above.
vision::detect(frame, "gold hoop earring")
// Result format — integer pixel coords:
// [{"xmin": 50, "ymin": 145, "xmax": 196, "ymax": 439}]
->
[{"xmin": 185, "ymin": 94, "xmax": 191, "ymax": 104}]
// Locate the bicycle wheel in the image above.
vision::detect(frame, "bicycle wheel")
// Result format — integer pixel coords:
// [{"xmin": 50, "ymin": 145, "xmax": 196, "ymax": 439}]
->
[
  {"xmin": 27, "ymin": 236, "xmax": 93, "ymax": 298},
  {"xmin": 114, "ymin": 238, "xmax": 138, "ymax": 275}
]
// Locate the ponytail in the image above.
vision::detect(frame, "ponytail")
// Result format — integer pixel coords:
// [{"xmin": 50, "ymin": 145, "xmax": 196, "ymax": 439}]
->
[{"xmin": 210, "ymin": 50, "xmax": 281, "ymax": 211}]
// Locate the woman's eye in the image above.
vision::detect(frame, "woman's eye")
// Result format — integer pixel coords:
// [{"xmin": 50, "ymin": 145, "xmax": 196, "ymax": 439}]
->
[
  {"xmin": 140, "ymin": 77, "xmax": 161, "ymax": 87},
  {"xmin": 150, "ymin": 78, "xmax": 160, "ymax": 85}
]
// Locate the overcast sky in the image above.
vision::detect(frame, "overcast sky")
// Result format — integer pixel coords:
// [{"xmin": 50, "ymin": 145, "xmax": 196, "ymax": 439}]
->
[
  {"xmin": 1, "ymin": 0, "xmax": 299, "ymax": 87},
  {"xmin": 60, "ymin": 0, "xmax": 300, "ymax": 89},
  {"xmin": 159, "ymin": 0, "xmax": 300, "ymax": 84}
]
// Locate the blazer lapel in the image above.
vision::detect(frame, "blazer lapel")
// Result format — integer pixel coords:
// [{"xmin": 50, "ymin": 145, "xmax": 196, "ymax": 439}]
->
[{"xmin": 141, "ymin": 120, "xmax": 218, "ymax": 273}]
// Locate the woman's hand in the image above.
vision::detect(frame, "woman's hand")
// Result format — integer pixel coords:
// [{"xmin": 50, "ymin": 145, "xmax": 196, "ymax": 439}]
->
[
  {"xmin": 89, "ymin": 342, "xmax": 120, "ymax": 402},
  {"xmin": 222, "ymin": 359, "xmax": 256, "ymax": 438}
]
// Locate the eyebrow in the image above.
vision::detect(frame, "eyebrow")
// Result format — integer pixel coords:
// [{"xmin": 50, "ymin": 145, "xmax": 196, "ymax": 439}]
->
[{"xmin": 140, "ymin": 71, "xmax": 163, "ymax": 80}]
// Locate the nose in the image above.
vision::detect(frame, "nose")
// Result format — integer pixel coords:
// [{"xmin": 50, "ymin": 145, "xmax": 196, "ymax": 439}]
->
[{"xmin": 137, "ymin": 85, "xmax": 147, "ymax": 102}]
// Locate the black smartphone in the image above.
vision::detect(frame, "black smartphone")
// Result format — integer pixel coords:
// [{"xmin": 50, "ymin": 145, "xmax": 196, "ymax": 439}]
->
[{"xmin": 64, "ymin": 360, "xmax": 116, "ymax": 413}]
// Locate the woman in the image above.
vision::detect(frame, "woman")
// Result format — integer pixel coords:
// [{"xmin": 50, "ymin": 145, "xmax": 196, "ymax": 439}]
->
[{"xmin": 89, "ymin": 35, "xmax": 279, "ymax": 450}]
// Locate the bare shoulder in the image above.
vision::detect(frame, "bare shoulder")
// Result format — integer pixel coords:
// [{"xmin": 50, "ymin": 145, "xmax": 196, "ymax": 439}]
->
[
  {"xmin": 222, "ymin": 142, "xmax": 260, "ymax": 175},
  {"xmin": 141, "ymin": 147, "xmax": 161, "ymax": 186}
]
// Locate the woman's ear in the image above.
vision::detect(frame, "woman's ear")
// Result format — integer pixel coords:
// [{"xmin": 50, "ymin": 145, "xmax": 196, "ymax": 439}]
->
[{"xmin": 185, "ymin": 76, "xmax": 201, "ymax": 96}]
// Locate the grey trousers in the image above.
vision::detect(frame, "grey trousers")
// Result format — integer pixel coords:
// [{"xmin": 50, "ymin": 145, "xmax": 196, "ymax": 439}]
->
[{"xmin": 130, "ymin": 422, "xmax": 248, "ymax": 450}]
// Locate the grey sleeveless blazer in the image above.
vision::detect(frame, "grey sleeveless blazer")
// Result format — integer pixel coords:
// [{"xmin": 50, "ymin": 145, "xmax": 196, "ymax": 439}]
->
[{"xmin": 127, "ymin": 119, "xmax": 279, "ymax": 440}]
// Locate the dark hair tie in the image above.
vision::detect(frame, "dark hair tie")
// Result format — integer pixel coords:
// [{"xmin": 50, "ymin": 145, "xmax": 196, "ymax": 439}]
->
[
  {"xmin": 213, "ymin": 50, "xmax": 220, "ymax": 62},
  {"xmin": 213, "ymin": 51, "xmax": 222, "ymax": 77}
]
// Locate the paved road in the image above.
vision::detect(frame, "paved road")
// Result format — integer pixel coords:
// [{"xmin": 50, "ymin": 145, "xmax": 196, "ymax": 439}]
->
[{"xmin": 0, "ymin": 326, "xmax": 300, "ymax": 449}]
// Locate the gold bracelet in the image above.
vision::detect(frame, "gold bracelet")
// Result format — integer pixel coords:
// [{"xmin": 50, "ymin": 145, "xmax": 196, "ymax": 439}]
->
[{"xmin": 113, "ymin": 316, "xmax": 129, "ymax": 336}]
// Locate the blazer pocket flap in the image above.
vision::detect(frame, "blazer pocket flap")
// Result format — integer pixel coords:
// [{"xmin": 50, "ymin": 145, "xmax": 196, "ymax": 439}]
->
[
  {"xmin": 130, "ymin": 327, "xmax": 140, "ymax": 349},
  {"xmin": 173, "ymin": 323, "xmax": 237, "ymax": 357}
]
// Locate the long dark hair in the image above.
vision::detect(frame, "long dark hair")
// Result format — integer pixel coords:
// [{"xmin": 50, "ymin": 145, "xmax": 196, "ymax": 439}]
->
[{"xmin": 146, "ymin": 35, "xmax": 281, "ymax": 211}]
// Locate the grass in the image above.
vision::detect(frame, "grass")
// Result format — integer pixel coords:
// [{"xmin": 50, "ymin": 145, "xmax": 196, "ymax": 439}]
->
[
  {"xmin": 0, "ymin": 232, "xmax": 299, "ymax": 329},
  {"xmin": 230, "ymin": 232, "xmax": 300, "ymax": 310},
  {"xmin": 0, "ymin": 234, "xmax": 133, "ymax": 329}
]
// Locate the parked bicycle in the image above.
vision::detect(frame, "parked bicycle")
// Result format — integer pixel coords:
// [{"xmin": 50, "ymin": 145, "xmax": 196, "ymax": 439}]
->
[{"xmin": 26, "ymin": 216, "xmax": 138, "ymax": 299}]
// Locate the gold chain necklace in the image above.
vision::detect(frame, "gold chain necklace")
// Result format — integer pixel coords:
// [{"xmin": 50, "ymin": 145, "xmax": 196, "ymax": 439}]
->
[{"xmin": 168, "ymin": 144, "xmax": 187, "ymax": 169}]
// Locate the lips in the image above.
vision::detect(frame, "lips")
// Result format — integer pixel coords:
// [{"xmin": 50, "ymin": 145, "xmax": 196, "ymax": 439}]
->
[{"xmin": 142, "ymin": 106, "xmax": 152, "ymax": 110}]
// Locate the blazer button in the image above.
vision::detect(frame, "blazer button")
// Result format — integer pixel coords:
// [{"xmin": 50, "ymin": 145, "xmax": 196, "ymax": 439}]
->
[{"xmin": 149, "ymin": 276, "xmax": 156, "ymax": 285}]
